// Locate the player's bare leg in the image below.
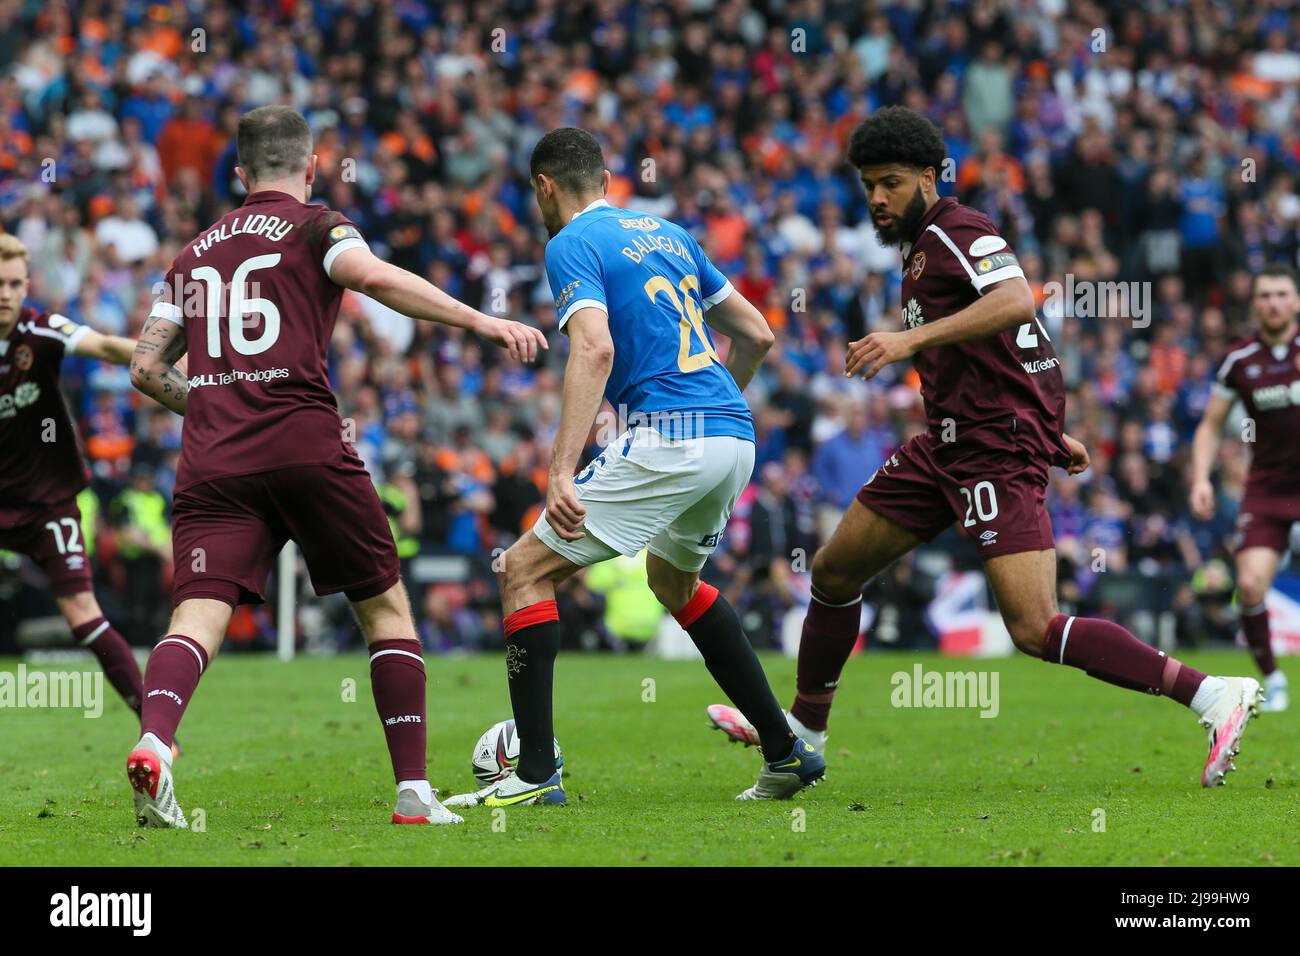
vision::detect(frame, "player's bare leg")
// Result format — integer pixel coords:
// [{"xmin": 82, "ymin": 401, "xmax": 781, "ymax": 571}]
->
[
  {"xmin": 984, "ymin": 549, "xmax": 1263, "ymax": 787},
  {"xmin": 127, "ymin": 598, "xmax": 231, "ymax": 827},
  {"xmin": 57, "ymin": 590, "xmax": 145, "ymax": 723},
  {"xmin": 352, "ymin": 581, "xmax": 461, "ymax": 824},
  {"xmin": 1235, "ymin": 546, "xmax": 1287, "ymax": 711},
  {"xmin": 709, "ymin": 500, "xmax": 920, "ymax": 752},
  {"xmin": 646, "ymin": 554, "xmax": 823, "ymax": 798}
]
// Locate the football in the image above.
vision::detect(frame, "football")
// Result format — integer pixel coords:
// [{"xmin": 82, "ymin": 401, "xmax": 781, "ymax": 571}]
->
[{"xmin": 471, "ymin": 719, "xmax": 564, "ymax": 785}]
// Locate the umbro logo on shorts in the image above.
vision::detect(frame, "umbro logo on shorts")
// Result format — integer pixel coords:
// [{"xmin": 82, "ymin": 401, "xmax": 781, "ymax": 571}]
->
[{"xmin": 980, "ymin": 530, "xmax": 999, "ymax": 546}]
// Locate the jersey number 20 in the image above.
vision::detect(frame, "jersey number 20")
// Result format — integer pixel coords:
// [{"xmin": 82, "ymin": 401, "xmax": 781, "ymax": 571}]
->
[
  {"xmin": 643, "ymin": 275, "xmax": 719, "ymax": 373},
  {"xmin": 192, "ymin": 254, "xmax": 283, "ymax": 358}
]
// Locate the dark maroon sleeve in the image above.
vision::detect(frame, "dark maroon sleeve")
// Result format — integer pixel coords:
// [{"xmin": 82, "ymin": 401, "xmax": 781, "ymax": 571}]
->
[
  {"xmin": 147, "ymin": 262, "xmax": 186, "ymax": 329},
  {"xmin": 932, "ymin": 211, "xmax": 1026, "ymax": 297},
  {"xmin": 23, "ymin": 309, "xmax": 90, "ymax": 366},
  {"xmin": 305, "ymin": 207, "xmax": 368, "ymax": 283},
  {"xmin": 1212, "ymin": 346, "xmax": 1243, "ymax": 400}
]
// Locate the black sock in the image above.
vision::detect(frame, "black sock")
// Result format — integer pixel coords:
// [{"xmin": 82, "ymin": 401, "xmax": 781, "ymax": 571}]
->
[
  {"xmin": 676, "ymin": 584, "xmax": 794, "ymax": 761},
  {"xmin": 503, "ymin": 601, "xmax": 562, "ymax": 784}
]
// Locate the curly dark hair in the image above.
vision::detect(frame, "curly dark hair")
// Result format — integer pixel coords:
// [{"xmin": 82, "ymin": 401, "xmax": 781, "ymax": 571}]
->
[{"xmin": 846, "ymin": 106, "xmax": 946, "ymax": 175}]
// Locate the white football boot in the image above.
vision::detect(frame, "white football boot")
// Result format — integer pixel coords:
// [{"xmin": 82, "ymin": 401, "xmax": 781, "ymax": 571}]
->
[
  {"xmin": 444, "ymin": 769, "xmax": 565, "ymax": 808},
  {"xmin": 126, "ymin": 732, "xmax": 188, "ymax": 829},
  {"xmin": 706, "ymin": 705, "xmax": 828, "ymax": 755},
  {"xmin": 736, "ymin": 738, "xmax": 826, "ymax": 800},
  {"xmin": 392, "ymin": 788, "xmax": 463, "ymax": 825},
  {"xmin": 1260, "ymin": 671, "xmax": 1289, "ymax": 713},
  {"xmin": 1197, "ymin": 677, "xmax": 1264, "ymax": 787}
]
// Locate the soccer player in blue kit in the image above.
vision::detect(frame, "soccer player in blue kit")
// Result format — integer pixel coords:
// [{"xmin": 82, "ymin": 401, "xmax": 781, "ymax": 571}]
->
[{"xmin": 446, "ymin": 128, "xmax": 824, "ymax": 807}]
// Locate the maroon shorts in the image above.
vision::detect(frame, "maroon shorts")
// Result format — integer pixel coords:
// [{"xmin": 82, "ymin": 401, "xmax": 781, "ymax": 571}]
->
[
  {"xmin": 0, "ymin": 497, "xmax": 94, "ymax": 597},
  {"xmin": 1234, "ymin": 490, "xmax": 1300, "ymax": 554},
  {"xmin": 171, "ymin": 460, "xmax": 401, "ymax": 608},
  {"xmin": 856, "ymin": 434, "xmax": 1054, "ymax": 559}
]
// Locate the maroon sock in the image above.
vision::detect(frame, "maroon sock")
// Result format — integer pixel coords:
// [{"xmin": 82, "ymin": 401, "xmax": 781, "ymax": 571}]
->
[
  {"xmin": 791, "ymin": 588, "xmax": 863, "ymax": 732},
  {"xmin": 74, "ymin": 617, "xmax": 143, "ymax": 716},
  {"xmin": 1041, "ymin": 614, "xmax": 1206, "ymax": 707},
  {"xmin": 368, "ymin": 639, "xmax": 427, "ymax": 782},
  {"xmin": 140, "ymin": 634, "xmax": 208, "ymax": 748},
  {"xmin": 1240, "ymin": 603, "xmax": 1276, "ymax": 676}
]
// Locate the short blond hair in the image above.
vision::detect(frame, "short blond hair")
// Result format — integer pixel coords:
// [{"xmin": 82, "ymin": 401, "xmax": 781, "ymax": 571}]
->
[{"xmin": 0, "ymin": 233, "xmax": 30, "ymax": 265}]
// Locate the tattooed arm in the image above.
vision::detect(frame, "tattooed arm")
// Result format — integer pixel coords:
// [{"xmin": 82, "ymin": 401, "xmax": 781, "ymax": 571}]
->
[{"xmin": 129, "ymin": 315, "xmax": 190, "ymax": 415}]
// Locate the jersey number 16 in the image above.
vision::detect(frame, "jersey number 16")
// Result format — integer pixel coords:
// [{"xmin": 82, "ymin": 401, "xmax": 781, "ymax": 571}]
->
[{"xmin": 191, "ymin": 254, "xmax": 283, "ymax": 358}]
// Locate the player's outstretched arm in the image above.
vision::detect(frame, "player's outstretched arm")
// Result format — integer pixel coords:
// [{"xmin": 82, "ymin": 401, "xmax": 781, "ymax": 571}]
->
[
  {"xmin": 545, "ymin": 307, "xmax": 615, "ymax": 541},
  {"xmin": 129, "ymin": 316, "xmax": 189, "ymax": 416},
  {"xmin": 328, "ymin": 245, "xmax": 546, "ymax": 363},
  {"xmin": 1189, "ymin": 391, "xmax": 1233, "ymax": 519},
  {"xmin": 846, "ymin": 277, "xmax": 1036, "ymax": 379},
  {"xmin": 70, "ymin": 328, "xmax": 138, "ymax": 366},
  {"xmin": 704, "ymin": 289, "xmax": 775, "ymax": 391}
]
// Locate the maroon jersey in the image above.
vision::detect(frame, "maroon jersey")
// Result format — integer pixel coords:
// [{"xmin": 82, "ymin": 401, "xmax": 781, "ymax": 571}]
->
[
  {"xmin": 1213, "ymin": 330, "xmax": 1300, "ymax": 497},
  {"xmin": 150, "ymin": 190, "xmax": 368, "ymax": 492},
  {"xmin": 899, "ymin": 197, "xmax": 1070, "ymax": 468},
  {"xmin": 0, "ymin": 308, "xmax": 91, "ymax": 525}
]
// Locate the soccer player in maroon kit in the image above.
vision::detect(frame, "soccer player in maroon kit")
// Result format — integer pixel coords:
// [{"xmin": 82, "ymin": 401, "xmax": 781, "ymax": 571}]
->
[
  {"xmin": 1190, "ymin": 264, "xmax": 1300, "ymax": 713},
  {"xmin": 124, "ymin": 106, "xmax": 546, "ymax": 828},
  {"xmin": 0, "ymin": 233, "xmax": 170, "ymax": 741},
  {"xmin": 710, "ymin": 107, "xmax": 1263, "ymax": 788}
]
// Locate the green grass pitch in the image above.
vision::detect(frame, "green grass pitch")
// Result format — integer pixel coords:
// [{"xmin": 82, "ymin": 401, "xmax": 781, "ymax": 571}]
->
[{"xmin": 2, "ymin": 651, "xmax": 1297, "ymax": 866}]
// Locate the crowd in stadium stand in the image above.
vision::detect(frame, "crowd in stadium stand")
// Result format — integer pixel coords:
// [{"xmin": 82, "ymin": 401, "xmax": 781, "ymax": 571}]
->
[{"xmin": 2, "ymin": 0, "xmax": 1298, "ymax": 654}]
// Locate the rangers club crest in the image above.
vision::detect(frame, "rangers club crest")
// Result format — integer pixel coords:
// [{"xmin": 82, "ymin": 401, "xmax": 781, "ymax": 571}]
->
[
  {"xmin": 910, "ymin": 251, "xmax": 926, "ymax": 280},
  {"xmin": 14, "ymin": 344, "xmax": 32, "ymax": 371}
]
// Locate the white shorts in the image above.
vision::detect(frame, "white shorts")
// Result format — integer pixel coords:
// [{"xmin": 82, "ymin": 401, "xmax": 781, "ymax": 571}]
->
[{"xmin": 533, "ymin": 428, "xmax": 755, "ymax": 572}]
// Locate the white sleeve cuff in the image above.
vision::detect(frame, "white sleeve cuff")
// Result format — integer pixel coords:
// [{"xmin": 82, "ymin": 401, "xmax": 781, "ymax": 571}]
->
[
  {"xmin": 323, "ymin": 237, "xmax": 368, "ymax": 279},
  {"xmin": 972, "ymin": 265, "xmax": 1026, "ymax": 293},
  {"xmin": 558, "ymin": 298, "xmax": 608, "ymax": 330},
  {"xmin": 148, "ymin": 300, "xmax": 185, "ymax": 328},
  {"xmin": 702, "ymin": 279, "xmax": 735, "ymax": 309},
  {"xmin": 63, "ymin": 322, "xmax": 91, "ymax": 353}
]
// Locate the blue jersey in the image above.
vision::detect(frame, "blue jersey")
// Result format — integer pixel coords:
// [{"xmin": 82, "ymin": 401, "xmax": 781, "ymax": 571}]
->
[{"xmin": 544, "ymin": 200, "xmax": 754, "ymax": 442}]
